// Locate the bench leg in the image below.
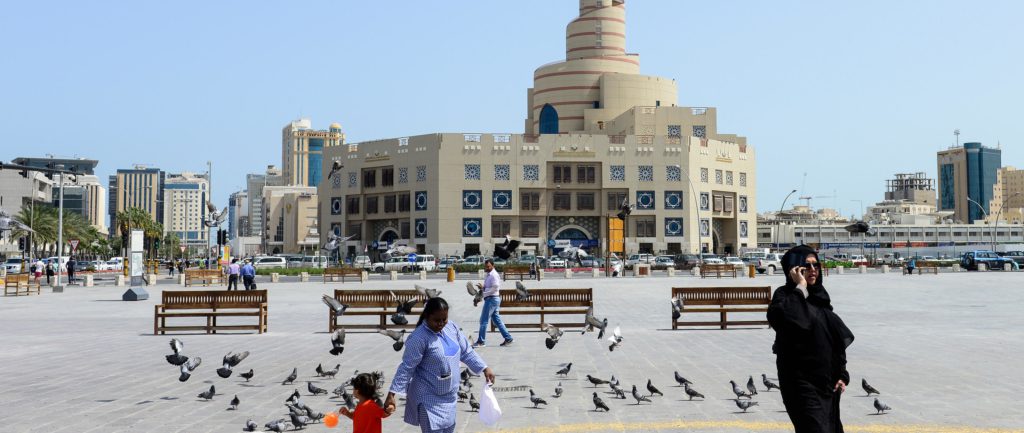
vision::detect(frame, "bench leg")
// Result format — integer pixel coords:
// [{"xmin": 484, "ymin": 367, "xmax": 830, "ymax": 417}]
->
[{"xmin": 720, "ymin": 311, "xmax": 727, "ymax": 330}]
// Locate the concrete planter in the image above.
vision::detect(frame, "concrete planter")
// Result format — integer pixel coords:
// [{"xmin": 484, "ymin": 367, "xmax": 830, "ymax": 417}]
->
[
  {"xmin": 538, "ymin": 270, "xmax": 545, "ymax": 280},
  {"xmin": 592, "ymin": 268, "xmax": 601, "ymax": 278},
  {"xmin": 146, "ymin": 274, "xmax": 157, "ymax": 286},
  {"xmin": 361, "ymin": 271, "xmax": 369, "ymax": 282},
  {"xmin": 419, "ymin": 270, "xmax": 427, "ymax": 280},
  {"xmin": 635, "ymin": 264, "xmax": 651, "ymax": 277},
  {"xmin": 691, "ymin": 266, "xmax": 700, "ymax": 276},
  {"xmin": 952, "ymin": 263, "xmax": 961, "ymax": 272},
  {"xmin": 178, "ymin": 274, "xmax": 186, "ymax": 285},
  {"xmin": 478, "ymin": 270, "xmax": 486, "ymax": 279},
  {"xmin": 836, "ymin": 266, "xmax": 844, "ymax": 275},
  {"xmin": 881, "ymin": 265, "xmax": 889, "ymax": 274},
  {"xmin": 978, "ymin": 263, "xmax": 988, "ymax": 272},
  {"xmin": 1005, "ymin": 263, "xmax": 1013, "ymax": 272}
]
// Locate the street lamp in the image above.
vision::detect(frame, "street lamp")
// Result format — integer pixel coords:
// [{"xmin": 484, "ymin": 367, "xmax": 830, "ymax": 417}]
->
[
  {"xmin": 965, "ymin": 197, "xmax": 990, "ymax": 251},
  {"xmin": 671, "ymin": 164, "xmax": 705, "ymax": 261},
  {"xmin": 774, "ymin": 190, "xmax": 798, "ymax": 252},
  {"xmin": 992, "ymin": 191, "xmax": 1022, "ymax": 252}
]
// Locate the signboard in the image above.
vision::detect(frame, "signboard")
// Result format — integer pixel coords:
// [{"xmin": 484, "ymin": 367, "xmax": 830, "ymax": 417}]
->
[
  {"xmin": 607, "ymin": 217, "xmax": 624, "ymax": 253},
  {"xmin": 180, "ymin": 246, "xmax": 187, "ymax": 253},
  {"xmin": 69, "ymin": 239, "xmax": 79, "ymax": 251},
  {"xmin": 130, "ymin": 230, "xmax": 144, "ymax": 253},
  {"xmin": 407, "ymin": 253, "xmax": 417, "ymax": 263},
  {"xmin": 554, "ymin": 239, "xmax": 572, "ymax": 248}
]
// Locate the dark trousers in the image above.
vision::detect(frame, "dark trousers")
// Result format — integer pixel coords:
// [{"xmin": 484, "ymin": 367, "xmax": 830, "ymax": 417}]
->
[
  {"xmin": 243, "ymin": 275, "xmax": 255, "ymax": 290},
  {"xmin": 779, "ymin": 372, "xmax": 843, "ymax": 433},
  {"xmin": 227, "ymin": 274, "xmax": 239, "ymax": 290},
  {"xmin": 67, "ymin": 271, "xmax": 75, "ymax": 284}
]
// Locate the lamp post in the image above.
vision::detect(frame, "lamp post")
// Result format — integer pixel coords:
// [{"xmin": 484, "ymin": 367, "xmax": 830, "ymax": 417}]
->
[
  {"xmin": 965, "ymin": 197, "xmax": 990, "ymax": 252},
  {"xmin": 774, "ymin": 190, "xmax": 798, "ymax": 252},
  {"xmin": 672, "ymin": 164, "xmax": 705, "ymax": 262},
  {"xmin": 992, "ymin": 191, "xmax": 1022, "ymax": 252}
]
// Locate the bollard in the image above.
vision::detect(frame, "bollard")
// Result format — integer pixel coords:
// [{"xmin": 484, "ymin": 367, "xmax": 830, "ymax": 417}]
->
[
  {"xmin": 84, "ymin": 274, "xmax": 94, "ymax": 287},
  {"xmin": 270, "ymin": 273, "xmax": 280, "ymax": 282},
  {"xmin": 390, "ymin": 270, "xmax": 399, "ymax": 281},
  {"xmin": 952, "ymin": 263, "xmax": 961, "ymax": 272},
  {"xmin": 692, "ymin": 266, "xmax": 700, "ymax": 276},
  {"xmin": 299, "ymin": 272, "xmax": 309, "ymax": 282},
  {"xmin": 836, "ymin": 266, "xmax": 844, "ymax": 275},
  {"xmin": 748, "ymin": 265, "xmax": 755, "ymax": 278},
  {"xmin": 667, "ymin": 266, "xmax": 676, "ymax": 277},
  {"xmin": 360, "ymin": 271, "xmax": 369, "ymax": 282},
  {"xmin": 881, "ymin": 265, "xmax": 889, "ymax": 274},
  {"xmin": 859, "ymin": 265, "xmax": 867, "ymax": 274},
  {"xmin": 146, "ymin": 274, "xmax": 158, "ymax": 286},
  {"xmin": 978, "ymin": 263, "xmax": 987, "ymax": 272},
  {"xmin": 478, "ymin": 270, "xmax": 486, "ymax": 279},
  {"xmin": 538, "ymin": 269, "xmax": 545, "ymax": 280},
  {"xmin": 419, "ymin": 270, "xmax": 427, "ymax": 280},
  {"xmin": 178, "ymin": 274, "xmax": 186, "ymax": 285},
  {"xmin": 635, "ymin": 264, "xmax": 650, "ymax": 277},
  {"xmin": 592, "ymin": 268, "xmax": 601, "ymax": 278},
  {"xmin": 1005, "ymin": 263, "xmax": 1013, "ymax": 272},
  {"xmin": 115, "ymin": 274, "xmax": 126, "ymax": 287},
  {"xmin": 447, "ymin": 267, "xmax": 455, "ymax": 283}
]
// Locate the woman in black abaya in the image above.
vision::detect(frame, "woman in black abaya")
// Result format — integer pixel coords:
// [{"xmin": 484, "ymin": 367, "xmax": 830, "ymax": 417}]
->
[{"xmin": 767, "ymin": 245, "xmax": 855, "ymax": 433}]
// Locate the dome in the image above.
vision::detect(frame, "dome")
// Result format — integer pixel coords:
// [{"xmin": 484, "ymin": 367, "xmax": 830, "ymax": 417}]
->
[{"xmin": 329, "ymin": 122, "xmax": 342, "ymax": 130}]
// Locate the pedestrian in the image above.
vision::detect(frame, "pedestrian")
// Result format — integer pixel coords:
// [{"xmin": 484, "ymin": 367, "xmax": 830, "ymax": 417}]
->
[
  {"xmin": 767, "ymin": 245, "xmax": 855, "ymax": 432},
  {"xmin": 45, "ymin": 259, "xmax": 55, "ymax": 285},
  {"xmin": 226, "ymin": 258, "xmax": 241, "ymax": 290},
  {"xmin": 339, "ymin": 372, "xmax": 389, "ymax": 433},
  {"xmin": 385, "ymin": 297, "xmax": 494, "ymax": 433},
  {"xmin": 30, "ymin": 259, "xmax": 40, "ymax": 282},
  {"xmin": 67, "ymin": 257, "xmax": 76, "ymax": 285},
  {"xmin": 168, "ymin": 259, "xmax": 175, "ymax": 277},
  {"xmin": 473, "ymin": 259, "xmax": 514, "ymax": 347},
  {"xmin": 177, "ymin": 259, "xmax": 185, "ymax": 275},
  {"xmin": 905, "ymin": 257, "xmax": 916, "ymax": 275},
  {"xmin": 240, "ymin": 259, "xmax": 256, "ymax": 290}
]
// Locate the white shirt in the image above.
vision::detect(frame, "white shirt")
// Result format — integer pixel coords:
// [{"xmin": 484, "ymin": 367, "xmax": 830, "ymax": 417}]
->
[{"xmin": 482, "ymin": 268, "xmax": 501, "ymax": 297}]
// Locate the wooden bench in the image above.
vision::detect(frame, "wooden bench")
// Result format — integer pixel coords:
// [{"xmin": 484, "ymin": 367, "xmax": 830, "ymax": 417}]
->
[
  {"xmin": 904, "ymin": 261, "xmax": 940, "ymax": 275},
  {"xmin": 502, "ymin": 265, "xmax": 534, "ymax": 281},
  {"xmin": 329, "ymin": 289, "xmax": 426, "ymax": 332},
  {"xmin": 184, "ymin": 269, "xmax": 224, "ymax": 287},
  {"xmin": 4, "ymin": 274, "xmax": 41, "ymax": 296},
  {"xmin": 700, "ymin": 264, "xmax": 738, "ymax": 278},
  {"xmin": 489, "ymin": 288, "xmax": 593, "ymax": 331},
  {"xmin": 671, "ymin": 286, "xmax": 771, "ymax": 330},
  {"xmin": 324, "ymin": 267, "xmax": 363, "ymax": 283},
  {"xmin": 154, "ymin": 290, "xmax": 268, "ymax": 335}
]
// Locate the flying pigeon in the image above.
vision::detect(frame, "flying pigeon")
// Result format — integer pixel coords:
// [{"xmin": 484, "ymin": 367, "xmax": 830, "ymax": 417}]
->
[
  {"xmin": 862, "ymin": 378, "xmax": 881, "ymax": 396},
  {"xmin": 322, "ymin": 233, "xmax": 356, "ymax": 252},
  {"xmin": 873, "ymin": 397, "xmax": 891, "ymax": 414},
  {"xmin": 415, "ymin": 284, "xmax": 441, "ymax": 299},
  {"xmin": 308, "ymin": 381, "xmax": 328, "ymax": 396},
  {"xmin": 542, "ymin": 323, "xmax": 563, "ymax": 350},
  {"xmin": 762, "ymin": 374, "xmax": 780, "ymax": 392},
  {"xmin": 240, "ymin": 369, "xmax": 254, "ymax": 382},
  {"xmin": 322, "ymin": 295, "xmax": 349, "ymax": 317},
  {"xmin": 395, "ymin": 296, "xmax": 418, "ymax": 315},
  {"xmin": 631, "ymin": 385, "xmax": 651, "ymax": 405},
  {"xmin": 514, "ymin": 281, "xmax": 530, "ymax": 301},
  {"xmin": 244, "ymin": 419, "xmax": 257, "ymax": 431},
  {"xmin": 468, "ymin": 393, "xmax": 480, "ymax": 412},
  {"xmin": 466, "ymin": 282, "xmax": 483, "ymax": 307},
  {"xmin": 165, "ymin": 338, "xmax": 188, "ymax": 366},
  {"xmin": 671, "ymin": 297, "xmax": 683, "ymax": 321},
  {"xmin": 229, "ymin": 394, "xmax": 239, "ymax": 410},
  {"xmin": 282, "ymin": 367, "xmax": 298, "ymax": 385},
  {"xmin": 556, "ymin": 363, "xmax": 573, "ymax": 377},
  {"xmin": 586, "ymin": 375, "xmax": 609, "ymax": 387},
  {"xmin": 197, "ymin": 385, "xmax": 215, "ymax": 401},
  {"xmin": 390, "ymin": 311, "xmax": 409, "ymax": 326},
  {"xmin": 216, "ymin": 351, "xmax": 250, "ymax": 378},
  {"xmin": 646, "ymin": 379, "xmax": 663, "ymax": 397},
  {"xmin": 178, "ymin": 356, "xmax": 202, "ymax": 382},
  {"xmin": 583, "ymin": 306, "xmax": 608, "ymax": 339},
  {"xmin": 607, "ymin": 325, "xmax": 623, "ymax": 352},
  {"xmin": 326, "ymin": 160, "xmax": 344, "ymax": 183},
  {"xmin": 528, "ymin": 389, "xmax": 548, "ymax": 408},
  {"xmin": 330, "ymin": 329, "xmax": 346, "ymax": 356},
  {"xmin": 592, "ymin": 392, "xmax": 610, "ymax": 412},
  {"xmin": 730, "ymin": 380, "xmax": 752, "ymax": 399},
  {"xmin": 554, "ymin": 382, "xmax": 563, "ymax": 398},
  {"xmin": 683, "ymin": 383, "xmax": 705, "ymax": 400},
  {"xmin": 0, "ymin": 210, "xmax": 34, "ymax": 233},
  {"xmin": 674, "ymin": 371, "xmax": 693, "ymax": 386},
  {"xmin": 733, "ymin": 399, "xmax": 759, "ymax": 412},
  {"xmin": 494, "ymin": 235, "xmax": 521, "ymax": 260},
  {"xmin": 379, "ymin": 328, "xmax": 407, "ymax": 352},
  {"xmin": 746, "ymin": 376, "xmax": 759, "ymax": 396}
]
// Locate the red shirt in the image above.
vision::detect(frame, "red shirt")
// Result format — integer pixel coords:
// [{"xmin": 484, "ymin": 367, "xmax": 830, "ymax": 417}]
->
[{"xmin": 352, "ymin": 399, "xmax": 384, "ymax": 433}]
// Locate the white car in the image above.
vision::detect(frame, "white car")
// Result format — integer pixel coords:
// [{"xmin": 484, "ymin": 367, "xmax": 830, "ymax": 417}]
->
[
  {"xmin": 353, "ymin": 255, "xmax": 372, "ymax": 269},
  {"xmin": 625, "ymin": 254, "xmax": 655, "ymax": 268},
  {"xmin": 5, "ymin": 258, "xmax": 25, "ymax": 273},
  {"xmin": 372, "ymin": 257, "xmax": 418, "ymax": 273},
  {"xmin": 547, "ymin": 257, "xmax": 567, "ymax": 268},
  {"xmin": 724, "ymin": 256, "xmax": 746, "ymax": 269},
  {"xmin": 253, "ymin": 256, "xmax": 287, "ymax": 269},
  {"xmin": 701, "ymin": 257, "xmax": 725, "ymax": 265}
]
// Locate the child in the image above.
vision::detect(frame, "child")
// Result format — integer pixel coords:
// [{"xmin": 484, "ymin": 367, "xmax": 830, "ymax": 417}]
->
[{"xmin": 339, "ymin": 372, "xmax": 388, "ymax": 433}]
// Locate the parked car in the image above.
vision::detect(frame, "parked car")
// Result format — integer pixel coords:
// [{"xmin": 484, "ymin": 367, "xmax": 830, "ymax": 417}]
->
[
  {"xmin": 352, "ymin": 255, "xmax": 372, "ymax": 269},
  {"xmin": 300, "ymin": 256, "xmax": 329, "ymax": 268},
  {"xmin": 997, "ymin": 251, "xmax": 1024, "ymax": 266},
  {"xmin": 579, "ymin": 257, "xmax": 604, "ymax": 268},
  {"xmin": 960, "ymin": 250, "xmax": 1013, "ymax": 271},
  {"xmin": 701, "ymin": 255, "xmax": 724, "ymax": 265},
  {"xmin": 414, "ymin": 255, "xmax": 437, "ymax": 272},
  {"xmin": 672, "ymin": 254, "xmax": 702, "ymax": 270},
  {"xmin": 652, "ymin": 256, "xmax": 675, "ymax": 270},
  {"xmin": 437, "ymin": 257, "xmax": 458, "ymax": 271},
  {"xmin": 253, "ymin": 256, "xmax": 287, "ymax": 269},
  {"xmin": 462, "ymin": 256, "xmax": 486, "ymax": 266},
  {"xmin": 93, "ymin": 260, "xmax": 112, "ymax": 271},
  {"xmin": 876, "ymin": 253, "xmax": 905, "ymax": 266},
  {"xmin": 850, "ymin": 255, "xmax": 869, "ymax": 266},
  {"xmin": 511, "ymin": 255, "xmax": 537, "ymax": 266},
  {"xmin": 5, "ymin": 257, "xmax": 25, "ymax": 273},
  {"xmin": 755, "ymin": 252, "xmax": 783, "ymax": 274},
  {"xmin": 546, "ymin": 257, "xmax": 567, "ymax": 268},
  {"xmin": 724, "ymin": 256, "xmax": 746, "ymax": 269},
  {"xmin": 106, "ymin": 257, "xmax": 124, "ymax": 271},
  {"xmin": 625, "ymin": 254, "xmax": 655, "ymax": 268}
]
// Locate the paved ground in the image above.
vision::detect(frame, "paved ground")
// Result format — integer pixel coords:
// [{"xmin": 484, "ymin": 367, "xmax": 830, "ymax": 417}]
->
[{"xmin": 1, "ymin": 271, "xmax": 1022, "ymax": 432}]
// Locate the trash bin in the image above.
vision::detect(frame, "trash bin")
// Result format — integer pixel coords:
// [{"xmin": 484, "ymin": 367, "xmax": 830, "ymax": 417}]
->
[
  {"xmin": 748, "ymin": 264, "xmax": 756, "ymax": 278},
  {"xmin": 447, "ymin": 267, "xmax": 455, "ymax": 282}
]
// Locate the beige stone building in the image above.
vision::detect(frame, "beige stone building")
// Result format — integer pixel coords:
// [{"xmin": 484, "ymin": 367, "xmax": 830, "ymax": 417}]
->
[
  {"xmin": 319, "ymin": 0, "xmax": 757, "ymax": 259},
  {"xmin": 988, "ymin": 166, "xmax": 1024, "ymax": 223},
  {"xmin": 163, "ymin": 172, "xmax": 209, "ymax": 247},
  {"xmin": 263, "ymin": 185, "xmax": 318, "ymax": 255},
  {"xmin": 282, "ymin": 118, "xmax": 344, "ymax": 188}
]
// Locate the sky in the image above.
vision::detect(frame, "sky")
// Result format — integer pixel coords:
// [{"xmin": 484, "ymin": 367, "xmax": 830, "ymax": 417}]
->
[{"xmin": 2, "ymin": 0, "xmax": 1022, "ymax": 219}]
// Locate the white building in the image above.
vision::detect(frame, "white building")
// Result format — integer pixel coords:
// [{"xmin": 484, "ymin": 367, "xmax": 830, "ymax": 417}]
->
[{"xmin": 163, "ymin": 172, "xmax": 209, "ymax": 247}]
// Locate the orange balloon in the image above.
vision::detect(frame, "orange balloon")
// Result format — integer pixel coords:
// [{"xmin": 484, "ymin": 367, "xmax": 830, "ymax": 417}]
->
[{"xmin": 324, "ymin": 412, "xmax": 339, "ymax": 428}]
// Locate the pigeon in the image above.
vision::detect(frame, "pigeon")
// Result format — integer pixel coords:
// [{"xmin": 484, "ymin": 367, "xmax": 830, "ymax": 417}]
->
[
  {"xmin": 321, "ymin": 364, "xmax": 340, "ymax": 379},
  {"xmin": 390, "ymin": 312, "xmax": 409, "ymax": 326},
  {"xmin": 586, "ymin": 375, "xmax": 609, "ymax": 387},
  {"xmin": 609, "ymin": 383, "xmax": 627, "ymax": 399},
  {"xmin": 165, "ymin": 338, "xmax": 188, "ymax": 366},
  {"xmin": 379, "ymin": 329, "xmax": 407, "ymax": 352},
  {"xmin": 862, "ymin": 378, "xmax": 881, "ymax": 396},
  {"xmin": 465, "ymin": 281, "xmax": 484, "ymax": 307},
  {"xmin": 316, "ymin": 363, "xmax": 324, "ymax": 376},
  {"xmin": 264, "ymin": 419, "xmax": 289, "ymax": 432},
  {"xmin": 396, "ymin": 297, "xmax": 418, "ymax": 315},
  {"xmin": 289, "ymin": 413, "xmax": 310, "ymax": 430},
  {"xmin": 674, "ymin": 371, "xmax": 693, "ymax": 386},
  {"xmin": 332, "ymin": 385, "xmax": 356, "ymax": 410},
  {"xmin": 646, "ymin": 379, "xmax": 663, "ymax": 397},
  {"xmin": 468, "ymin": 393, "xmax": 480, "ymax": 411},
  {"xmin": 216, "ymin": 351, "xmax": 250, "ymax": 378},
  {"xmin": 178, "ymin": 356, "xmax": 202, "ymax": 382},
  {"xmin": 746, "ymin": 376, "xmax": 759, "ymax": 396},
  {"xmin": 609, "ymin": 375, "xmax": 620, "ymax": 387},
  {"xmin": 282, "ymin": 367, "xmax": 298, "ymax": 385},
  {"xmin": 631, "ymin": 385, "xmax": 651, "ymax": 405},
  {"xmin": 239, "ymin": 369, "xmax": 254, "ymax": 382},
  {"xmin": 286, "ymin": 403, "xmax": 306, "ymax": 417},
  {"xmin": 607, "ymin": 325, "xmax": 623, "ymax": 352},
  {"xmin": 683, "ymin": 383, "xmax": 705, "ymax": 400},
  {"xmin": 244, "ymin": 419, "xmax": 257, "ymax": 431},
  {"xmin": 554, "ymin": 382, "xmax": 563, "ymax": 398},
  {"xmin": 670, "ymin": 297, "xmax": 683, "ymax": 321},
  {"xmin": 582, "ymin": 306, "xmax": 608, "ymax": 339},
  {"xmin": 306, "ymin": 410, "xmax": 324, "ymax": 423},
  {"xmin": 197, "ymin": 385, "xmax": 215, "ymax": 400},
  {"xmin": 592, "ymin": 392, "xmax": 610, "ymax": 411},
  {"xmin": 542, "ymin": 323, "xmax": 563, "ymax": 350},
  {"xmin": 733, "ymin": 399, "xmax": 759, "ymax": 412},
  {"xmin": 308, "ymin": 382, "xmax": 328, "ymax": 396},
  {"xmin": 286, "ymin": 389, "xmax": 301, "ymax": 404},
  {"xmin": 229, "ymin": 394, "xmax": 239, "ymax": 410},
  {"xmin": 326, "ymin": 160, "xmax": 344, "ymax": 183},
  {"xmin": 322, "ymin": 232, "xmax": 356, "ymax": 252},
  {"xmin": 330, "ymin": 329, "xmax": 346, "ymax": 356},
  {"xmin": 514, "ymin": 281, "xmax": 530, "ymax": 301},
  {"xmin": 730, "ymin": 380, "xmax": 752, "ymax": 399},
  {"xmin": 762, "ymin": 374, "xmax": 780, "ymax": 392},
  {"xmin": 556, "ymin": 363, "xmax": 573, "ymax": 377},
  {"xmin": 458, "ymin": 387, "xmax": 469, "ymax": 402},
  {"xmin": 494, "ymin": 235, "xmax": 520, "ymax": 260},
  {"xmin": 873, "ymin": 397, "xmax": 891, "ymax": 414},
  {"xmin": 528, "ymin": 389, "xmax": 548, "ymax": 408},
  {"xmin": 322, "ymin": 294, "xmax": 349, "ymax": 316},
  {"xmin": 415, "ymin": 284, "xmax": 441, "ymax": 299}
]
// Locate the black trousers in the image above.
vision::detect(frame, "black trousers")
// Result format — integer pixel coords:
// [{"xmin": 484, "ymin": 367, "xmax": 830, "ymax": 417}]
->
[
  {"xmin": 242, "ymin": 275, "xmax": 255, "ymax": 290},
  {"xmin": 227, "ymin": 274, "xmax": 239, "ymax": 290},
  {"xmin": 779, "ymin": 373, "xmax": 843, "ymax": 433}
]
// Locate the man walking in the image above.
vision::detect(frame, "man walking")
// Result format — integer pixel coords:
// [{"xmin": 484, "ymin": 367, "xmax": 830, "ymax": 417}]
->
[
  {"xmin": 240, "ymin": 259, "xmax": 256, "ymax": 290},
  {"xmin": 66, "ymin": 257, "xmax": 76, "ymax": 285},
  {"xmin": 226, "ymin": 258, "xmax": 241, "ymax": 290},
  {"xmin": 474, "ymin": 259, "xmax": 514, "ymax": 347}
]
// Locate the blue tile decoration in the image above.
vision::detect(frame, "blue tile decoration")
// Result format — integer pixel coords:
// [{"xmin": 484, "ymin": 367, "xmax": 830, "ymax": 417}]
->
[
  {"xmin": 464, "ymin": 164, "xmax": 481, "ymax": 180},
  {"xmin": 700, "ymin": 168, "xmax": 708, "ymax": 183},
  {"xmin": 462, "ymin": 218, "xmax": 482, "ymax": 237},
  {"xmin": 638, "ymin": 165, "xmax": 654, "ymax": 182},
  {"xmin": 348, "ymin": 172, "xmax": 357, "ymax": 188},
  {"xmin": 636, "ymin": 190, "xmax": 655, "ymax": 210},
  {"xmin": 415, "ymin": 191, "xmax": 428, "ymax": 211},
  {"xmin": 700, "ymin": 218, "xmax": 710, "ymax": 237},
  {"xmin": 523, "ymin": 164, "xmax": 539, "ymax": 181},
  {"xmin": 494, "ymin": 164, "xmax": 510, "ymax": 181},
  {"xmin": 610, "ymin": 165, "xmax": 625, "ymax": 182},
  {"xmin": 330, "ymin": 197, "xmax": 343, "ymax": 215},
  {"xmin": 415, "ymin": 219, "xmax": 427, "ymax": 238},
  {"xmin": 492, "ymin": 190, "xmax": 512, "ymax": 209},
  {"xmin": 666, "ymin": 165, "xmax": 681, "ymax": 182},
  {"xmin": 693, "ymin": 125, "xmax": 706, "ymax": 138},
  {"xmin": 398, "ymin": 167, "xmax": 408, "ymax": 184},
  {"xmin": 416, "ymin": 165, "xmax": 427, "ymax": 182},
  {"xmin": 462, "ymin": 190, "xmax": 483, "ymax": 209},
  {"xmin": 740, "ymin": 221, "xmax": 749, "ymax": 238},
  {"xmin": 665, "ymin": 191, "xmax": 683, "ymax": 210},
  {"xmin": 665, "ymin": 218, "xmax": 683, "ymax": 236},
  {"xmin": 667, "ymin": 125, "xmax": 682, "ymax": 137},
  {"xmin": 700, "ymin": 192, "xmax": 710, "ymax": 211},
  {"xmin": 739, "ymin": 195, "xmax": 748, "ymax": 213}
]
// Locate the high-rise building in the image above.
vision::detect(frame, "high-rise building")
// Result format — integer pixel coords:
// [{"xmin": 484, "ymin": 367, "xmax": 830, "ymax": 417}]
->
[
  {"xmin": 163, "ymin": 172, "xmax": 209, "ymax": 247},
  {"xmin": 988, "ymin": 166, "xmax": 1024, "ymax": 223},
  {"xmin": 937, "ymin": 142, "xmax": 1001, "ymax": 223},
  {"xmin": 228, "ymin": 190, "xmax": 248, "ymax": 239},
  {"xmin": 245, "ymin": 165, "xmax": 284, "ymax": 242},
  {"xmin": 109, "ymin": 165, "xmax": 166, "ymax": 236},
  {"xmin": 282, "ymin": 119, "xmax": 344, "ymax": 187}
]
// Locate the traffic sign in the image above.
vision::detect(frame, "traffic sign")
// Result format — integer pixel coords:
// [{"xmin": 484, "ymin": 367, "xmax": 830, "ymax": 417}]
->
[
  {"xmin": 407, "ymin": 253, "xmax": 417, "ymax": 263},
  {"xmin": 180, "ymin": 246, "xmax": 187, "ymax": 253},
  {"xmin": 69, "ymin": 239, "xmax": 79, "ymax": 251}
]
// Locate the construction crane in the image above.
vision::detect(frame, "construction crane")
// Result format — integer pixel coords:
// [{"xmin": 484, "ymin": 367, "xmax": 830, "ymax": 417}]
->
[{"xmin": 798, "ymin": 194, "xmax": 835, "ymax": 208}]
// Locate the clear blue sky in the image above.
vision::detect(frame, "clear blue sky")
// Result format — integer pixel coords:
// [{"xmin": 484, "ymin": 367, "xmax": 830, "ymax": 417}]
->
[{"xmin": 2, "ymin": 1, "xmax": 1022, "ymax": 218}]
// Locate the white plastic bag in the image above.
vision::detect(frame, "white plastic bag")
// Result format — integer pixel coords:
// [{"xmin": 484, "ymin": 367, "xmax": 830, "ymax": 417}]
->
[{"xmin": 478, "ymin": 382, "xmax": 502, "ymax": 426}]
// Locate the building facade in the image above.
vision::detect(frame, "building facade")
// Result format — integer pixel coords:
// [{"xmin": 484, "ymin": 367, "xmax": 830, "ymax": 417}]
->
[
  {"xmin": 228, "ymin": 190, "xmax": 248, "ymax": 239},
  {"xmin": 11, "ymin": 157, "xmax": 106, "ymax": 233},
  {"xmin": 866, "ymin": 172, "xmax": 939, "ymax": 225},
  {"xmin": 108, "ymin": 165, "xmax": 165, "ymax": 236},
  {"xmin": 282, "ymin": 119, "xmax": 344, "ymax": 188},
  {"xmin": 937, "ymin": 142, "xmax": 1001, "ymax": 223},
  {"xmin": 262, "ymin": 185, "xmax": 318, "ymax": 255},
  {"xmin": 162, "ymin": 172, "xmax": 209, "ymax": 247},
  {"xmin": 988, "ymin": 166, "xmax": 1024, "ymax": 224},
  {"xmin": 245, "ymin": 165, "xmax": 284, "ymax": 242},
  {"xmin": 759, "ymin": 221, "xmax": 1024, "ymax": 257}
]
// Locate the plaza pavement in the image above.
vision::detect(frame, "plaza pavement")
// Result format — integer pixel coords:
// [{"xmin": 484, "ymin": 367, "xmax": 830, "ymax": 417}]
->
[{"xmin": 1, "ymin": 270, "xmax": 1022, "ymax": 433}]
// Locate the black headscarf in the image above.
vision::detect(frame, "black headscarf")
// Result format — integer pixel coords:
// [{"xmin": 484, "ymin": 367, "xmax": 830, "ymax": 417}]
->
[{"xmin": 779, "ymin": 245, "xmax": 854, "ymax": 349}]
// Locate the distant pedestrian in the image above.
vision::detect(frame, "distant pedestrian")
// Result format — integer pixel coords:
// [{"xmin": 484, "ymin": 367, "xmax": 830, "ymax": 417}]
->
[
  {"xmin": 177, "ymin": 259, "xmax": 185, "ymax": 275},
  {"xmin": 473, "ymin": 259, "xmax": 514, "ymax": 347},
  {"xmin": 240, "ymin": 259, "xmax": 256, "ymax": 290},
  {"xmin": 45, "ymin": 260, "xmax": 55, "ymax": 285},
  {"xmin": 905, "ymin": 258, "xmax": 916, "ymax": 275},
  {"xmin": 32, "ymin": 259, "xmax": 43, "ymax": 282},
  {"xmin": 226, "ymin": 258, "xmax": 241, "ymax": 290},
  {"xmin": 168, "ymin": 260, "xmax": 175, "ymax": 277},
  {"xmin": 67, "ymin": 257, "xmax": 76, "ymax": 285}
]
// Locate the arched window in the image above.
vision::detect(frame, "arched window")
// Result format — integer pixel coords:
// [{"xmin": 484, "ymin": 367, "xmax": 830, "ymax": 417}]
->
[{"xmin": 539, "ymin": 104, "xmax": 559, "ymax": 134}]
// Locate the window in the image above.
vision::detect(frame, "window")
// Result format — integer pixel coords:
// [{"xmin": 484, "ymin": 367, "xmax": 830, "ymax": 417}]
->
[
  {"xmin": 365, "ymin": 196, "xmax": 379, "ymax": 214},
  {"xmin": 577, "ymin": 193, "xmax": 595, "ymax": 210},
  {"xmin": 608, "ymin": 192, "xmax": 627, "ymax": 210},
  {"xmin": 636, "ymin": 218, "xmax": 656, "ymax": 237},
  {"xmin": 521, "ymin": 220, "xmax": 540, "ymax": 237},
  {"xmin": 726, "ymin": 171, "xmax": 733, "ymax": 185},
  {"xmin": 346, "ymin": 223, "xmax": 361, "ymax": 239},
  {"xmin": 400, "ymin": 221, "xmax": 410, "ymax": 239},
  {"xmin": 398, "ymin": 193, "xmax": 410, "ymax": 212},
  {"xmin": 381, "ymin": 168, "xmax": 394, "ymax": 187},
  {"xmin": 346, "ymin": 196, "xmax": 360, "ymax": 214},
  {"xmin": 362, "ymin": 169, "xmax": 377, "ymax": 188},
  {"xmin": 577, "ymin": 165, "xmax": 596, "ymax": 184},
  {"xmin": 553, "ymin": 165, "xmax": 572, "ymax": 183},
  {"xmin": 553, "ymin": 192, "xmax": 571, "ymax": 210},
  {"xmin": 492, "ymin": 219, "xmax": 511, "ymax": 237},
  {"xmin": 384, "ymin": 195, "xmax": 397, "ymax": 213},
  {"xmin": 739, "ymin": 172, "xmax": 747, "ymax": 187},
  {"xmin": 700, "ymin": 168, "xmax": 709, "ymax": 183},
  {"xmin": 713, "ymin": 194, "xmax": 724, "ymax": 212},
  {"xmin": 521, "ymin": 192, "xmax": 541, "ymax": 211}
]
